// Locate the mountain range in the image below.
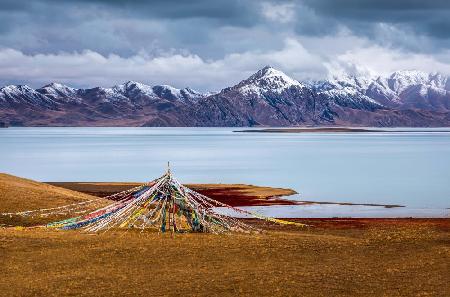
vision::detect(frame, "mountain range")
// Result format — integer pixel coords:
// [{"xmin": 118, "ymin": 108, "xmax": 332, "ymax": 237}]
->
[{"xmin": 1, "ymin": 66, "xmax": 450, "ymax": 127}]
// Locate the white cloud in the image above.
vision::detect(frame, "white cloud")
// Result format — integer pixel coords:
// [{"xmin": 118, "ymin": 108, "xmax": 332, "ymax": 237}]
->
[
  {"xmin": 0, "ymin": 38, "xmax": 327, "ymax": 91},
  {"xmin": 261, "ymin": 2, "xmax": 296, "ymax": 23},
  {"xmin": 1, "ymin": 36, "xmax": 450, "ymax": 92},
  {"xmin": 328, "ymin": 45, "xmax": 450, "ymax": 78}
]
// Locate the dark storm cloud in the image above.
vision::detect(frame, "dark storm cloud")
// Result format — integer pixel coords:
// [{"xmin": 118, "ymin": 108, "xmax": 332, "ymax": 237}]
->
[
  {"xmin": 1, "ymin": 0, "xmax": 450, "ymax": 90},
  {"xmin": 72, "ymin": 0, "xmax": 257, "ymax": 21},
  {"xmin": 300, "ymin": 0, "xmax": 450, "ymax": 39},
  {"xmin": 0, "ymin": 0, "xmax": 266, "ymax": 58},
  {"xmin": 0, "ymin": 0, "xmax": 449, "ymax": 57}
]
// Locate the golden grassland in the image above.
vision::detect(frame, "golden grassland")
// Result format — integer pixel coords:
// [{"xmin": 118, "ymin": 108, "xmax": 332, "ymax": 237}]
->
[
  {"xmin": 1, "ymin": 173, "xmax": 449, "ymax": 296},
  {"xmin": 0, "ymin": 173, "xmax": 109, "ymax": 226},
  {"xmin": 1, "ymin": 220, "xmax": 449, "ymax": 297},
  {"xmin": 0, "ymin": 173, "xmax": 99, "ymax": 212}
]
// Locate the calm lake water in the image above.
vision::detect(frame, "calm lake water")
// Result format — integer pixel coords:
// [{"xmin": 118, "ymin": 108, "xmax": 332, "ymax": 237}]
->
[{"xmin": 1, "ymin": 127, "xmax": 449, "ymax": 211}]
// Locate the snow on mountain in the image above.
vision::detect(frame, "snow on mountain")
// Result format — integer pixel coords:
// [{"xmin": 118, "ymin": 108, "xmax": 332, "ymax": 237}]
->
[
  {"xmin": 152, "ymin": 85, "xmax": 205, "ymax": 102},
  {"xmin": 318, "ymin": 85, "xmax": 383, "ymax": 110},
  {"xmin": 37, "ymin": 83, "xmax": 76, "ymax": 96},
  {"xmin": 388, "ymin": 70, "xmax": 433, "ymax": 94},
  {"xmin": 365, "ymin": 78, "xmax": 401, "ymax": 106},
  {"xmin": 113, "ymin": 81, "xmax": 157, "ymax": 99},
  {"xmin": 180, "ymin": 87, "xmax": 205, "ymax": 101},
  {"xmin": 152, "ymin": 85, "xmax": 183, "ymax": 101},
  {"xmin": 0, "ymin": 81, "xmax": 207, "ymax": 109},
  {"xmin": 312, "ymin": 70, "xmax": 450, "ymax": 110},
  {"xmin": 375, "ymin": 70, "xmax": 449, "ymax": 97},
  {"xmin": 0, "ymin": 85, "xmax": 57, "ymax": 108},
  {"xmin": 363, "ymin": 71, "xmax": 450, "ymax": 109},
  {"xmin": 36, "ymin": 83, "xmax": 81, "ymax": 103},
  {"xmin": 86, "ymin": 87, "xmax": 129, "ymax": 103},
  {"xmin": 1, "ymin": 67, "xmax": 450, "ymax": 127},
  {"xmin": 236, "ymin": 66, "xmax": 304, "ymax": 95}
]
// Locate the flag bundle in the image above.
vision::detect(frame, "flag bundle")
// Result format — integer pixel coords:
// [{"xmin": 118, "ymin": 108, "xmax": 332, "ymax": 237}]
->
[{"xmin": 3, "ymin": 165, "xmax": 307, "ymax": 233}]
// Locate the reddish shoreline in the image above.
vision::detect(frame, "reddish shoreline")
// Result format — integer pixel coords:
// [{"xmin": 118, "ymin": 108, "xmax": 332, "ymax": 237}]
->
[
  {"xmin": 47, "ymin": 182, "xmax": 406, "ymax": 208},
  {"xmin": 47, "ymin": 182, "xmax": 298, "ymax": 207}
]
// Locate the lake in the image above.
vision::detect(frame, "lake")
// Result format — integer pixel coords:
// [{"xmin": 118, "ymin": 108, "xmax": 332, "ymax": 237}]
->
[{"xmin": 1, "ymin": 127, "xmax": 449, "ymax": 214}]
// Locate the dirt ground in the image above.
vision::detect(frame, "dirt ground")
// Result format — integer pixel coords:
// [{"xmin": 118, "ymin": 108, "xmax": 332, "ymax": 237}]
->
[{"xmin": 1, "ymin": 219, "xmax": 449, "ymax": 297}]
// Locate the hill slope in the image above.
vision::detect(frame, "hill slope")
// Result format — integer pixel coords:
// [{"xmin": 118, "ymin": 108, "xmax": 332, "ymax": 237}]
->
[{"xmin": 0, "ymin": 173, "xmax": 107, "ymax": 226}]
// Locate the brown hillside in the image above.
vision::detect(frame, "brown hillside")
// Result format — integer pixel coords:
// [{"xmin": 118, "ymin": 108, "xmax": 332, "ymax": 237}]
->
[{"xmin": 0, "ymin": 173, "xmax": 108, "ymax": 226}]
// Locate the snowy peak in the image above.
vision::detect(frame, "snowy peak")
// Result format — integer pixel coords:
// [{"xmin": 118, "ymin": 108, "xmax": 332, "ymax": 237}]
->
[
  {"xmin": 36, "ymin": 83, "xmax": 78, "ymax": 102},
  {"xmin": 388, "ymin": 70, "xmax": 432, "ymax": 94},
  {"xmin": 152, "ymin": 85, "xmax": 205, "ymax": 101},
  {"xmin": 41, "ymin": 82, "xmax": 75, "ymax": 92},
  {"xmin": 113, "ymin": 81, "xmax": 157, "ymax": 99},
  {"xmin": 0, "ymin": 85, "xmax": 32, "ymax": 103},
  {"xmin": 0, "ymin": 84, "xmax": 57, "ymax": 107},
  {"xmin": 1, "ymin": 69, "xmax": 449, "ymax": 118},
  {"xmin": 318, "ymin": 70, "xmax": 450, "ymax": 110},
  {"xmin": 237, "ymin": 66, "xmax": 304, "ymax": 95},
  {"xmin": 96, "ymin": 82, "xmax": 206, "ymax": 103},
  {"xmin": 326, "ymin": 73, "xmax": 374, "ymax": 92},
  {"xmin": 180, "ymin": 87, "xmax": 205, "ymax": 101},
  {"xmin": 386, "ymin": 70, "xmax": 449, "ymax": 94},
  {"xmin": 1, "ymin": 84, "xmax": 34, "ymax": 95},
  {"xmin": 152, "ymin": 85, "xmax": 182, "ymax": 101}
]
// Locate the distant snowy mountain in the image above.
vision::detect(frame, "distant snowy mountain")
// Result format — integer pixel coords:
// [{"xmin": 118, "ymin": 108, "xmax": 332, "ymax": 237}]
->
[
  {"xmin": 311, "ymin": 69, "xmax": 450, "ymax": 112},
  {"xmin": 1, "ymin": 67, "xmax": 450, "ymax": 127},
  {"xmin": 35, "ymin": 83, "xmax": 84, "ymax": 105},
  {"xmin": 0, "ymin": 85, "xmax": 57, "ymax": 108},
  {"xmin": 365, "ymin": 71, "xmax": 450, "ymax": 111},
  {"xmin": 235, "ymin": 66, "xmax": 305, "ymax": 96}
]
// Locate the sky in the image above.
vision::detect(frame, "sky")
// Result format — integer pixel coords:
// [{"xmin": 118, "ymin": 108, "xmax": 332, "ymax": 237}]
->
[{"xmin": 1, "ymin": 0, "xmax": 450, "ymax": 91}]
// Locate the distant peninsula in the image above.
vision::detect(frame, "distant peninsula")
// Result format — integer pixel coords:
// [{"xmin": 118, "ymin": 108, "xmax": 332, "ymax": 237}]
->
[{"xmin": 235, "ymin": 127, "xmax": 382, "ymax": 133}]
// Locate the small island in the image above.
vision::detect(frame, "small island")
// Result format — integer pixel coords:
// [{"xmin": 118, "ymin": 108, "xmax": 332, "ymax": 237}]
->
[{"xmin": 235, "ymin": 127, "xmax": 382, "ymax": 133}]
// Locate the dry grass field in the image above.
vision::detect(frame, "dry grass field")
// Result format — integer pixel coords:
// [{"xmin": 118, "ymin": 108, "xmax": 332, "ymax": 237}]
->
[
  {"xmin": 0, "ymin": 174, "xmax": 110, "ymax": 226},
  {"xmin": 1, "ymin": 174, "xmax": 449, "ymax": 296},
  {"xmin": 1, "ymin": 219, "xmax": 449, "ymax": 297},
  {"xmin": 0, "ymin": 174, "xmax": 98, "ymax": 212}
]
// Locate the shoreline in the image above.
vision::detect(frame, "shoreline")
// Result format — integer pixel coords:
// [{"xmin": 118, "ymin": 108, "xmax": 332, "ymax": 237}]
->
[
  {"xmin": 46, "ymin": 182, "xmax": 298, "ymax": 207},
  {"xmin": 1, "ymin": 173, "xmax": 446, "ymax": 222},
  {"xmin": 47, "ymin": 182, "xmax": 408, "ymax": 209}
]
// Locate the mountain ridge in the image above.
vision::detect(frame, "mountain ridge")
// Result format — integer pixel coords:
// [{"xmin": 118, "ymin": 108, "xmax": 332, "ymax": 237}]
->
[{"xmin": 1, "ymin": 67, "xmax": 450, "ymax": 127}]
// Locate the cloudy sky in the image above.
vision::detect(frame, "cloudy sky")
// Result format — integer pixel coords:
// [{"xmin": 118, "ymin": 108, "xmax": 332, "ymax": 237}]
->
[{"xmin": 1, "ymin": 0, "xmax": 450, "ymax": 91}]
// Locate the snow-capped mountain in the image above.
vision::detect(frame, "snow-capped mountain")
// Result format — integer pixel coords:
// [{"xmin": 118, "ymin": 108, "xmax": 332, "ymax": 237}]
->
[
  {"xmin": 312, "ymin": 70, "xmax": 450, "ymax": 112},
  {"xmin": 235, "ymin": 66, "xmax": 305, "ymax": 96},
  {"xmin": 0, "ymin": 85, "xmax": 57, "ymax": 108},
  {"xmin": 36, "ymin": 83, "xmax": 81, "ymax": 103},
  {"xmin": 313, "ymin": 74, "xmax": 383, "ymax": 111},
  {"xmin": 191, "ymin": 66, "xmax": 383, "ymax": 126},
  {"xmin": 152, "ymin": 85, "xmax": 204, "ymax": 102},
  {"xmin": 365, "ymin": 71, "xmax": 450, "ymax": 111},
  {"xmin": 1, "ymin": 66, "xmax": 450, "ymax": 127},
  {"xmin": 1, "ymin": 81, "xmax": 206, "ymax": 108}
]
